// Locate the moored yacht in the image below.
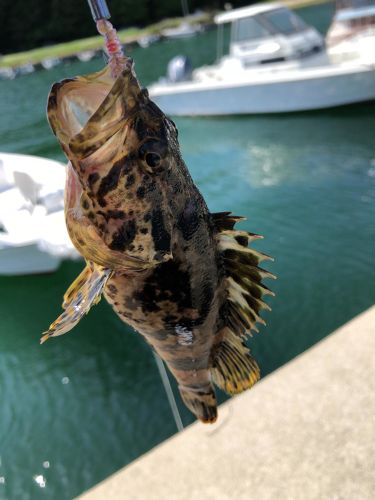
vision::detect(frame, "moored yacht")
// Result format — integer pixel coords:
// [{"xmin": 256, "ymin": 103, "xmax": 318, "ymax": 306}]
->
[{"xmin": 149, "ymin": 2, "xmax": 375, "ymax": 115}]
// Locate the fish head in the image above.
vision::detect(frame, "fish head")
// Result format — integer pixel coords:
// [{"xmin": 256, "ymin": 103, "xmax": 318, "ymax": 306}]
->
[{"xmin": 47, "ymin": 62, "xmax": 180, "ymax": 270}]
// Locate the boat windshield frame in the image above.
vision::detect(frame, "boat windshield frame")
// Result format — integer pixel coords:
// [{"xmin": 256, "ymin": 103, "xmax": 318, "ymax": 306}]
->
[
  {"xmin": 260, "ymin": 8, "xmax": 308, "ymax": 35},
  {"xmin": 216, "ymin": 23, "xmax": 225, "ymax": 61},
  {"xmin": 215, "ymin": 6, "xmax": 310, "ymax": 61},
  {"xmin": 231, "ymin": 8, "xmax": 309, "ymax": 45}
]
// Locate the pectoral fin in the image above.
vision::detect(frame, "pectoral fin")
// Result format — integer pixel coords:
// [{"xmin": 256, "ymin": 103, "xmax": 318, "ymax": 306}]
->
[
  {"xmin": 62, "ymin": 264, "xmax": 92, "ymax": 309},
  {"xmin": 40, "ymin": 263, "xmax": 112, "ymax": 344}
]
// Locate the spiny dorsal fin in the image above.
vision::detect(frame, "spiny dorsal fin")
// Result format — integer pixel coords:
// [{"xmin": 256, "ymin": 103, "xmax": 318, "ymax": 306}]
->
[
  {"xmin": 212, "ymin": 212, "xmax": 275, "ymax": 337},
  {"xmin": 40, "ymin": 263, "xmax": 112, "ymax": 344},
  {"xmin": 211, "ymin": 212, "xmax": 246, "ymax": 230},
  {"xmin": 211, "ymin": 328, "xmax": 260, "ymax": 394}
]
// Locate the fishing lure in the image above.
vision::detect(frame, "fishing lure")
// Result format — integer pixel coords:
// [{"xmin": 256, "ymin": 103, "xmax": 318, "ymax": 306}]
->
[{"xmin": 41, "ymin": 4, "xmax": 274, "ymax": 423}]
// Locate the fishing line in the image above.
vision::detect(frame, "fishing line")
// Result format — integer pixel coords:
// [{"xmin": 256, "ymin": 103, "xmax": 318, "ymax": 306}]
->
[{"xmin": 153, "ymin": 353, "xmax": 184, "ymax": 432}]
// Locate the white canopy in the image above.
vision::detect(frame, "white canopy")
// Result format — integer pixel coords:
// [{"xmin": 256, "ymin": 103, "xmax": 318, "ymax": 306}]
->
[
  {"xmin": 214, "ymin": 3, "xmax": 284, "ymax": 24},
  {"xmin": 335, "ymin": 5, "xmax": 375, "ymax": 21}
]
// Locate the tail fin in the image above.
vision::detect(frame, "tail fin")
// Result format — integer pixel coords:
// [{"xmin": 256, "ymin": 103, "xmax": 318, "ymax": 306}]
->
[
  {"xmin": 179, "ymin": 384, "xmax": 218, "ymax": 424},
  {"xmin": 211, "ymin": 328, "xmax": 260, "ymax": 395}
]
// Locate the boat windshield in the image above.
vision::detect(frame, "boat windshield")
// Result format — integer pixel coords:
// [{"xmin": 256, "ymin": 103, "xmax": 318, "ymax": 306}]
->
[
  {"xmin": 232, "ymin": 8, "xmax": 308, "ymax": 43},
  {"xmin": 261, "ymin": 8, "xmax": 307, "ymax": 35},
  {"xmin": 234, "ymin": 17, "xmax": 272, "ymax": 42}
]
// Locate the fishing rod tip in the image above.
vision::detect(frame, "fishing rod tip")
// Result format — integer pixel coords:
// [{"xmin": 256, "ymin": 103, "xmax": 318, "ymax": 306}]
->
[{"xmin": 87, "ymin": 0, "xmax": 111, "ymax": 21}]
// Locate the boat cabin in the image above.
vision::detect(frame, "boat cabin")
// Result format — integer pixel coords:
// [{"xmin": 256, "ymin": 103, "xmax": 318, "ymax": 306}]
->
[{"xmin": 214, "ymin": 3, "xmax": 324, "ymax": 66}]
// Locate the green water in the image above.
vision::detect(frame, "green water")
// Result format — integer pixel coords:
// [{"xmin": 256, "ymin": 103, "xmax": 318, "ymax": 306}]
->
[{"xmin": 1, "ymin": 3, "xmax": 375, "ymax": 498}]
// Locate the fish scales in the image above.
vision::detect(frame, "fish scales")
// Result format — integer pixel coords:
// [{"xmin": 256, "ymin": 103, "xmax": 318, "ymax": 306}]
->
[{"xmin": 42, "ymin": 52, "xmax": 274, "ymax": 423}]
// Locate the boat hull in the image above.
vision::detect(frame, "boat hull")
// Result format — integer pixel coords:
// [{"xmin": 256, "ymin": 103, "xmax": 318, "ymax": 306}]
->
[
  {"xmin": 0, "ymin": 152, "xmax": 78, "ymax": 275},
  {"xmin": 0, "ymin": 243, "xmax": 61, "ymax": 275},
  {"xmin": 149, "ymin": 64, "xmax": 375, "ymax": 115}
]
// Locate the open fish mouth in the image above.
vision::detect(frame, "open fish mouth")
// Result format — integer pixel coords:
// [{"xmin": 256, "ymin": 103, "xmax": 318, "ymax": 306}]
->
[
  {"xmin": 47, "ymin": 59, "xmax": 144, "ymax": 158},
  {"xmin": 48, "ymin": 66, "xmax": 114, "ymax": 144}
]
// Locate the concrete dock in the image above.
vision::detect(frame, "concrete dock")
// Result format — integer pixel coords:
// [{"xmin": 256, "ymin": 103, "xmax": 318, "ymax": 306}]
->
[{"xmin": 79, "ymin": 306, "xmax": 375, "ymax": 500}]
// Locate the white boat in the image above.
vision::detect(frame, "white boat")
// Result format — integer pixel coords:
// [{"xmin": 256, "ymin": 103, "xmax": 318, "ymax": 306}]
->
[
  {"xmin": 149, "ymin": 2, "xmax": 375, "ymax": 115},
  {"xmin": 41, "ymin": 57, "xmax": 61, "ymax": 70},
  {"xmin": 0, "ymin": 153, "xmax": 78, "ymax": 276},
  {"xmin": 17, "ymin": 63, "xmax": 35, "ymax": 76},
  {"xmin": 77, "ymin": 50, "xmax": 96, "ymax": 62},
  {"xmin": 138, "ymin": 34, "xmax": 161, "ymax": 49},
  {"xmin": 326, "ymin": 1, "xmax": 375, "ymax": 48},
  {"xmin": 0, "ymin": 67, "xmax": 16, "ymax": 80},
  {"xmin": 162, "ymin": 22, "xmax": 203, "ymax": 40}
]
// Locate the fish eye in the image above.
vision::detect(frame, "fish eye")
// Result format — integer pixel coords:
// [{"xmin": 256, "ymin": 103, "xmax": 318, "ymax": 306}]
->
[
  {"xmin": 139, "ymin": 139, "xmax": 167, "ymax": 172},
  {"xmin": 145, "ymin": 152, "xmax": 161, "ymax": 168}
]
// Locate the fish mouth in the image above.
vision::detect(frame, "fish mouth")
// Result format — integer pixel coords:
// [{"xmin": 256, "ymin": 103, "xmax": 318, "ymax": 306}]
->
[
  {"xmin": 48, "ymin": 66, "xmax": 112, "ymax": 143},
  {"xmin": 47, "ymin": 61, "xmax": 143, "ymax": 153}
]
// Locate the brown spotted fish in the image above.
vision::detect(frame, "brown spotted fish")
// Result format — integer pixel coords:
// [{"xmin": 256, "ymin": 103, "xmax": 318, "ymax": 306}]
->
[{"xmin": 41, "ymin": 21, "xmax": 274, "ymax": 423}]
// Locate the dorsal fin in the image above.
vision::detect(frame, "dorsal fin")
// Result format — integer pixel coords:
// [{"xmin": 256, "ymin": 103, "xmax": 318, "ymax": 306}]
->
[
  {"xmin": 210, "ymin": 212, "xmax": 275, "ymax": 394},
  {"xmin": 40, "ymin": 262, "xmax": 112, "ymax": 344},
  {"xmin": 211, "ymin": 211, "xmax": 246, "ymax": 230},
  {"xmin": 213, "ymin": 211, "xmax": 275, "ymax": 337}
]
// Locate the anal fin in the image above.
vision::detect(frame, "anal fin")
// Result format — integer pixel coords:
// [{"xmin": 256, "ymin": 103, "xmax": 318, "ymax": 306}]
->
[
  {"xmin": 211, "ymin": 328, "xmax": 260, "ymax": 395},
  {"xmin": 40, "ymin": 263, "xmax": 112, "ymax": 344}
]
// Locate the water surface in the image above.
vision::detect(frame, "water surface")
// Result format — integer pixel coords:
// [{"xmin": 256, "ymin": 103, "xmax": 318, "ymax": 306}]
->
[{"xmin": 1, "ymin": 3, "xmax": 375, "ymax": 498}]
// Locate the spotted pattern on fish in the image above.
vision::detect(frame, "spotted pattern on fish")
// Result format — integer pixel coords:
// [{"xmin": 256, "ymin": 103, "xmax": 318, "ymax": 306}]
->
[{"xmin": 42, "ymin": 59, "xmax": 274, "ymax": 423}]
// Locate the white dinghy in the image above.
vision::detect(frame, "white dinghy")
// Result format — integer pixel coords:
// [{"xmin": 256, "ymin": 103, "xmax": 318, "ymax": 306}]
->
[
  {"xmin": 0, "ymin": 153, "xmax": 78, "ymax": 276},
  {"xmin": 149, "ymin": 2, "xmax": 375, "ymax": 115}
]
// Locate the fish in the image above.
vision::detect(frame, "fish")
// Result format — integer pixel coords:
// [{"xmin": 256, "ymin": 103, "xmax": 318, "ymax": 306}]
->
[{"xmin": 41, "ymin": 21, "xmax": 275, "ymax": 423}]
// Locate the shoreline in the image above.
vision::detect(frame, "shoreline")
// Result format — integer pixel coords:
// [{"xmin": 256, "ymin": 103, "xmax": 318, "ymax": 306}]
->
[
  {"xmin": 0, "ymin": 13, "xmax": 209, "ymax": 71},
  {"xmin": 0, "ymin": 0, "xmax": 332, "ymax": 71}
]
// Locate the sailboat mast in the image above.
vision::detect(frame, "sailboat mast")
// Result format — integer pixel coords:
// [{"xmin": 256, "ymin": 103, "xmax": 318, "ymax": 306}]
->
[{"xmin": 181, "ymin": 0, "xmax": 190, "ymax": 17}]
